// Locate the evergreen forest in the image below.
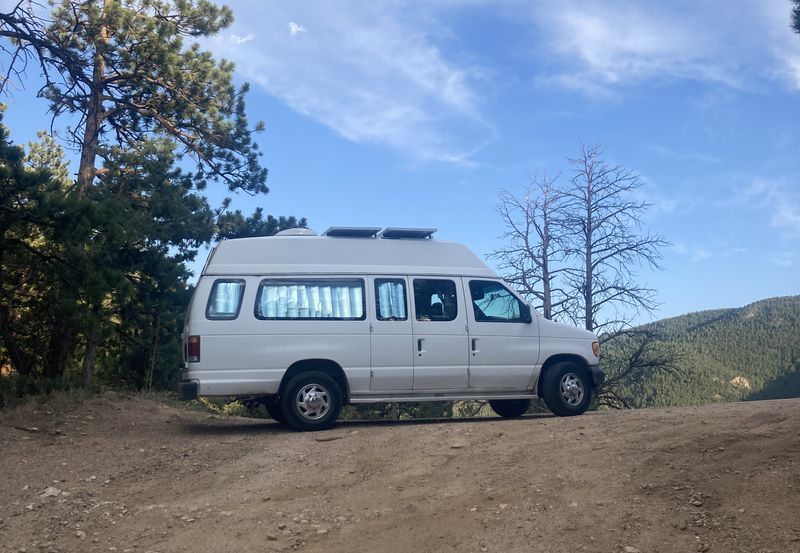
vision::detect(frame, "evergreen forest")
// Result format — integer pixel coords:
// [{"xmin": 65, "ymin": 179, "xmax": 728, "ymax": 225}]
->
[{"xmin": 617, "ymin": 296, "xmax": 800, "ymax": 407}]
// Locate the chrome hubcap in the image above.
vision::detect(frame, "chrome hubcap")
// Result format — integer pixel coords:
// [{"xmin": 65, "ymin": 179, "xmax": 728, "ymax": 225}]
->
[
  {"xmin": 560, "ymin": 373, "xmax": 585, "ymax": 406},
  {"xmin": 295, "ymin": 384, "xmax": 331, "ymax": 420}
]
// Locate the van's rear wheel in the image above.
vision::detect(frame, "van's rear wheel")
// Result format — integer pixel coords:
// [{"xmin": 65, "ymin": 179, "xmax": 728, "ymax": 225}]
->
[
  {"xmin": 541, "ymin": 361, "xmax": 591, "ymax": 416},
  {"xmin": 281, "ymin": 372, "xmax": 342, "ymax": 431},
  {"xmin": 489, "ymin": 399, "xmax": 531, "ymax": 418},
  {"xmin": 263, "ymin": 398, "xmax": 287, "ymax": 424}
]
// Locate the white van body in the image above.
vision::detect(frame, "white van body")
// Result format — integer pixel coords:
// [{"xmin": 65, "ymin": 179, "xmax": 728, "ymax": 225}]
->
[{"xmin": 180, "ymin": 227, "xmax": 604, "ymax": 430}]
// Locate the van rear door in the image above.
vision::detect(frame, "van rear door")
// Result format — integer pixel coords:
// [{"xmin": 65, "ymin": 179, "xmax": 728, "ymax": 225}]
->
[
  {"xmin": 410, "ymin": 277, "xmax": 469, "ymax": 390},
  {"xmin": 369, "ymin": 276, "xmax": 414, "ymax": 390}
]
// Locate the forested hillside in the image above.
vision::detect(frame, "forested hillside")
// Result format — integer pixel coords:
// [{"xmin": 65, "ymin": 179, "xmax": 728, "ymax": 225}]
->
[{"xmin": 619, "ymin": 296, "xmax": 800, "ymax": 407}]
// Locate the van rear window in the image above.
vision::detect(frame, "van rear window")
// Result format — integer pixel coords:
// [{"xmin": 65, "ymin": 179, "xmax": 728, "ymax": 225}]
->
[
  {"xmin": 255, "ymin": 279, "xmax": 366, "ymax": 320},
  {"xmin": 206, "ymin": 279, "xmax": 246, "ymax": 320}
]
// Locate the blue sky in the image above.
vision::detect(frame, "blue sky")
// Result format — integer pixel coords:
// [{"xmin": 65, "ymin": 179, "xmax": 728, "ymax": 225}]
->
[{"xmin": 3, "ymin": 0, "xmax": 800, "ymax": 322}]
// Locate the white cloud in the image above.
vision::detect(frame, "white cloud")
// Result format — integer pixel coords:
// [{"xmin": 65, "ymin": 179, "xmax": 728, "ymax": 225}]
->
[
  {"xmin": 230, "ymin": 33, "xmax": 253, "ymax": 45},
  {"xmin": 527, "ymin": 0, "xmax": 800, "ymax": 93},
  {"xmin": 722, "ymin": 247, "xmax": 747, "ymax": 258},
  {"xmin": 732, "ymin": 178, "xmax": 800, "ymax": 236},
  {"xmin": 768, "ymin": 251, "xmax": 795, "ymax": 267},
  {"xmin": 758, "ymin": 0, "xmax": 800, "ymax": 90},
  {"xmin": 672, "ymin": 242, "xmax": 712, "ymax": 262},
  {"xmin": 208, "ymin": 2, "xmax": 488, "ymax": 165},
  {"xmin": 634, "ymin": 179, "xmax": 701, "ymax": 218},
  {"xmin": 288, "ymin": 22, "xmax": 307, "ymax": 36},
  {"xmin": 647, "ymin": 144, "xmax": 721, "ymax": 165}
]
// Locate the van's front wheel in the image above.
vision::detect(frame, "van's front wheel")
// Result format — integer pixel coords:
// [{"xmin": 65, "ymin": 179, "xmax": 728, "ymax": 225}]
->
[
  {"xmin": 541, "ymin": 362, "xmax": 591, "ymax": 416},
  {"xmin": 281, "ymin": 372, "xmax": 342, "ymax": 431}
]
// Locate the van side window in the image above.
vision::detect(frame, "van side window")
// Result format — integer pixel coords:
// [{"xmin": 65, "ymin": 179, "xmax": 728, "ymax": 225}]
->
[
  {"xmin": 469, "ymin": 280, "xmax": 523, "ymax": 322},
  {"xmin": 375, "ymin": 279, "xmax": 407, "ymax": 321},
  {"xmin": 413, "ymin": 279, "xmax": 457, "ymax": 322},
  {"xmin": 206, "ymin": 279, "xmax": 246, "ymax": 320},
  {"xmin": 255, "ymin": 279, "xmax": 366, "ymax": 320}
]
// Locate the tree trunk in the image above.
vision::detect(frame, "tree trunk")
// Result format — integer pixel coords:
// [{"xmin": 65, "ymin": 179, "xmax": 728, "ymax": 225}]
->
[
  {"xmin": 43, "ymin": 322, "xmax": 74, "ymax": 379},
  {"xmin": 82, "ymin": 333, "xmax": 96, "ymax": 388},
  {"xmin": 76, "ymin": 0, "xmax": 110, "ymax": 195},
  {"xmin": 0, "ymin": 303, "xmax": 30, "ymax": 376},
  {"xmin": 75, "ymin": 3, "xmax": 110, "ymax": 384},
  {"xmin": 145, "ymin": 310, "xmax": 160, "ymax": 390},
  {"xmin": 541, "ymin": 207, "xmax": 552, "ymax": 320},
  {"xmin": 584, "ymin": 181, "xmax": 593, "ymax": 331}
]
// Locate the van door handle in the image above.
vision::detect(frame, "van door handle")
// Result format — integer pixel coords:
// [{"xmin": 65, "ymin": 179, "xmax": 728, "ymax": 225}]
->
[
  {"xmin": 417, "ymin": 338, "xmax": 424, "ymax": 356},
  {"xmin": 471, "ymin": 338, "xmax": 478, "ymax": 355}
]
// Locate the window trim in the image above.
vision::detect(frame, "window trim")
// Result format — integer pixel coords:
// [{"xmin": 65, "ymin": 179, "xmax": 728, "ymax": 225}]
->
[
  {"xmin": 468, "ymin": 280, "xmax": 526, "ymax": 323},
  {"xmin": 375, "ymin": 278, "xmax": 408, "ymax": 321},
  {"xmin": 254, "ymin": 278, "xmax": 367, "ymax": 321},
  {"xmin": 205, "ymin": 279, "xmax": 246, "ymax": 321}
]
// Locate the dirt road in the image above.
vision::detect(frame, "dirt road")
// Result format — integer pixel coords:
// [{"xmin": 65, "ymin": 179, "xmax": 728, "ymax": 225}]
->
[{"xmin": 1, "ymin": 395, "xmax": 799, "ymax": 553}]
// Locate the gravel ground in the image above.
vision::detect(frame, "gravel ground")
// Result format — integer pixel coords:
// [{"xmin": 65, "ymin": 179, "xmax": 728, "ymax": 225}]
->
[{"xmin": 1, "ymin": 394, "xmax": 799, "ymax": 553}]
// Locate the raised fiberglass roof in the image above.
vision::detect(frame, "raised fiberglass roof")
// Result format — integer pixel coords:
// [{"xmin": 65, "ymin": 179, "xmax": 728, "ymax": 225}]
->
[{"xmin": 203, "ymin": 230, "xmax": 496, "ymax": 277}]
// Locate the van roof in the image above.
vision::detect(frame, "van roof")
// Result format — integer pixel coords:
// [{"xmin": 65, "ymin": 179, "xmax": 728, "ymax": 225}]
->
[{"xmin": 203, "ymin": 234, "xmax": 497, "ymax": 278}]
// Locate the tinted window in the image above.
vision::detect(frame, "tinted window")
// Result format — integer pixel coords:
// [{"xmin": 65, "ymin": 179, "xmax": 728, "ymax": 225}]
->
[
  {"xmin": 469, "ymin": 280, "xmax": 523, "ymax": 322},
  {"xmin": 255, "ymin": 279, "xmax": 365, "ymax": 320},
  {"xmin": 413, "ymin": 279, "xmax": 458, "ymax": 322},
  {"xmin": 206, "ymin": 279, "xmax": 246, "ymax": 320},
  {"xmin": 376, "ymin": 279, "xmax": 407, "ymax": 321}
]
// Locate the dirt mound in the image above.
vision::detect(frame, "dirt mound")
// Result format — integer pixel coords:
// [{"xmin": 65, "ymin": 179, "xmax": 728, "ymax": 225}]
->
[{"xmin": 1, "ymin": 394, "xmax": 799, "ymax": 553}]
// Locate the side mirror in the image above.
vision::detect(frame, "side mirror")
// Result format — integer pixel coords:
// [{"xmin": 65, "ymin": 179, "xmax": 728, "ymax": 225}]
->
[{"xmin": 521, "ymin": 303, "xmax": 532, "ymax": 324}]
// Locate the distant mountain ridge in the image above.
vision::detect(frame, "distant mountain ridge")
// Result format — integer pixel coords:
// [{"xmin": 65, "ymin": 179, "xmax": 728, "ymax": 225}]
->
[{"xmin": 622, "ymin": 295, "xmax": 800, "ymax": 407}]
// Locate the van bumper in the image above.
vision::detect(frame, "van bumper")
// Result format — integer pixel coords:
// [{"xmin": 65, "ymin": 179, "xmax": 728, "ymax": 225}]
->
[
  {"xmin": 589, "ymin": 365, "xmax": 605, "ymax": 389},
  {"xmin": 179, "ymin": 380, "xmax": 199, "ymax": 401}
]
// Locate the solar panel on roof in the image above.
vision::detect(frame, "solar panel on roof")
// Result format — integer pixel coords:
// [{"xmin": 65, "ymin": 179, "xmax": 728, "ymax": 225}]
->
[
  {"xmin": 379, "ymin": 227, "xmax": 437, "ymax": 239},
  {"xmin": 322, "ymin": 226, "xmax": 382, "ymax": 238}
]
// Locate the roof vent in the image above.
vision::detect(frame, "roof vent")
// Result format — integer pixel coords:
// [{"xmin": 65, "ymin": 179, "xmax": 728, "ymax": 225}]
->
[
  {"xmin": 276, "ymin": 228, "xmax": 318, "ymax": 237},
  {"xmin": 322, "ymin": 226, "xmax": 382, "ymax": 238},
  {"xmin": 379, "ymin": 227, "xmax": 437, "ymax": 239}
]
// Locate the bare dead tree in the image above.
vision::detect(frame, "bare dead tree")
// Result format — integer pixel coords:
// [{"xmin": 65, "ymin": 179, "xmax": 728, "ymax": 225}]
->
[
  {"xmin": 596, "ymin": 326, "xmax": 680, "ymax": 409},
  {"xmin": 562, "ymin": 144, "xmax": 669, "ymax": 334},
  {"xmin": 490, "ymin": 175, "xmax": 572, "ymax": 320},
  {"xmin": 492, "ymin": 144, "xmax": 674, "ymax": 409}
]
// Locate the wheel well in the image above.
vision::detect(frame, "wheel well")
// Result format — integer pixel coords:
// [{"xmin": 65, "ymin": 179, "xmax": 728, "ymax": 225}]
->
[
  {"xmin": 537, "ymin": 354, "xmax": 588, "ymax": 396},
  {"xmin": 280, "ymin": 359, "xmax": 350, "ymax": 403}
]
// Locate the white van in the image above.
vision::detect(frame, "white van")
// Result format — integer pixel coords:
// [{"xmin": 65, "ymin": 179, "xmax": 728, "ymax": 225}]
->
[{"xmin": 180, "ymin": 227, "xmax": 604, "ymax": 431}]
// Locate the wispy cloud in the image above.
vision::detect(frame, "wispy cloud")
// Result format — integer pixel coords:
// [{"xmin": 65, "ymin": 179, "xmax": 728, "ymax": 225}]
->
[
  {"xmin": 647, "ymin": 144, "xmax": 721, "ymax": 165},
  {"xmin": 207, "ymin": 2, "xmax": 489, "ymax": 165},
  {"xmin": 230, "ymin": 33, "xmax": 253, "ymax": 45},
  {"xmin": 288, "ymin": 22, "xmax": 306, "ymax": 36},
  {"xmin": 722, "ymin": 247, "xmax": 747, "ymax": 258},
  {"xmin": 634, "ymin": 180, "xmax": 701, "ymax": 217},
  {"xmin": 673, "ymin": 242, "xmax": 712, "ymax": 262},
  {"xmin": 768, "ymin": 251, "xmax": 795, "ymax": 267},
  {"xmin": 527, "ymin": 0, "xmax": 800, "ymax": 94},
  {"xmin": 732, "ymin": 178, "xmax": 800, "ymax": 236}
]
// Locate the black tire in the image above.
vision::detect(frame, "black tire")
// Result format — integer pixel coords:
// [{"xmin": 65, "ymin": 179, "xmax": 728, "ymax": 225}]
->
[
  {"xmin": 489, "ymin": 399, "xmax": 531, "ymax": 418},
  {"xmin": 541, "ymin": 361, "xmax": 591, "ymax": 416},
  {"xmin": 280, "ymin": 371, "xmax": 342, "ymax": 431},
  {"xmin": 263, "ymin": 398, "xmax": 287, "ymax": 424}
]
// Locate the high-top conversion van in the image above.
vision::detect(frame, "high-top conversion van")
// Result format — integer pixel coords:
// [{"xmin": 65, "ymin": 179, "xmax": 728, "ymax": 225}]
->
[{"xmin": 180, "ymin": 227, "xmax": 604, "ymax": 431}]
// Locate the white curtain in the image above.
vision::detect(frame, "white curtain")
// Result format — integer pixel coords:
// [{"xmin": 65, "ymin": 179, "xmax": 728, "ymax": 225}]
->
[
  {"xmin": 259, "ymin": 281, "xmax": 363, "ymax": 319},
  {"xmin": 212, "ymin": 281, "xmax": 244, "ymax": 316},
  {"xmin": 377, "ymin": 281, "xmax": 406, "ymax": 319}
]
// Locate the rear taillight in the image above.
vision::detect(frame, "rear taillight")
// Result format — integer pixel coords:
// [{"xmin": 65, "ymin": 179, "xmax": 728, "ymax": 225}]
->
[{"xmin": 187, "ymin": 335, "xmax": 200, "ymax": 363}]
